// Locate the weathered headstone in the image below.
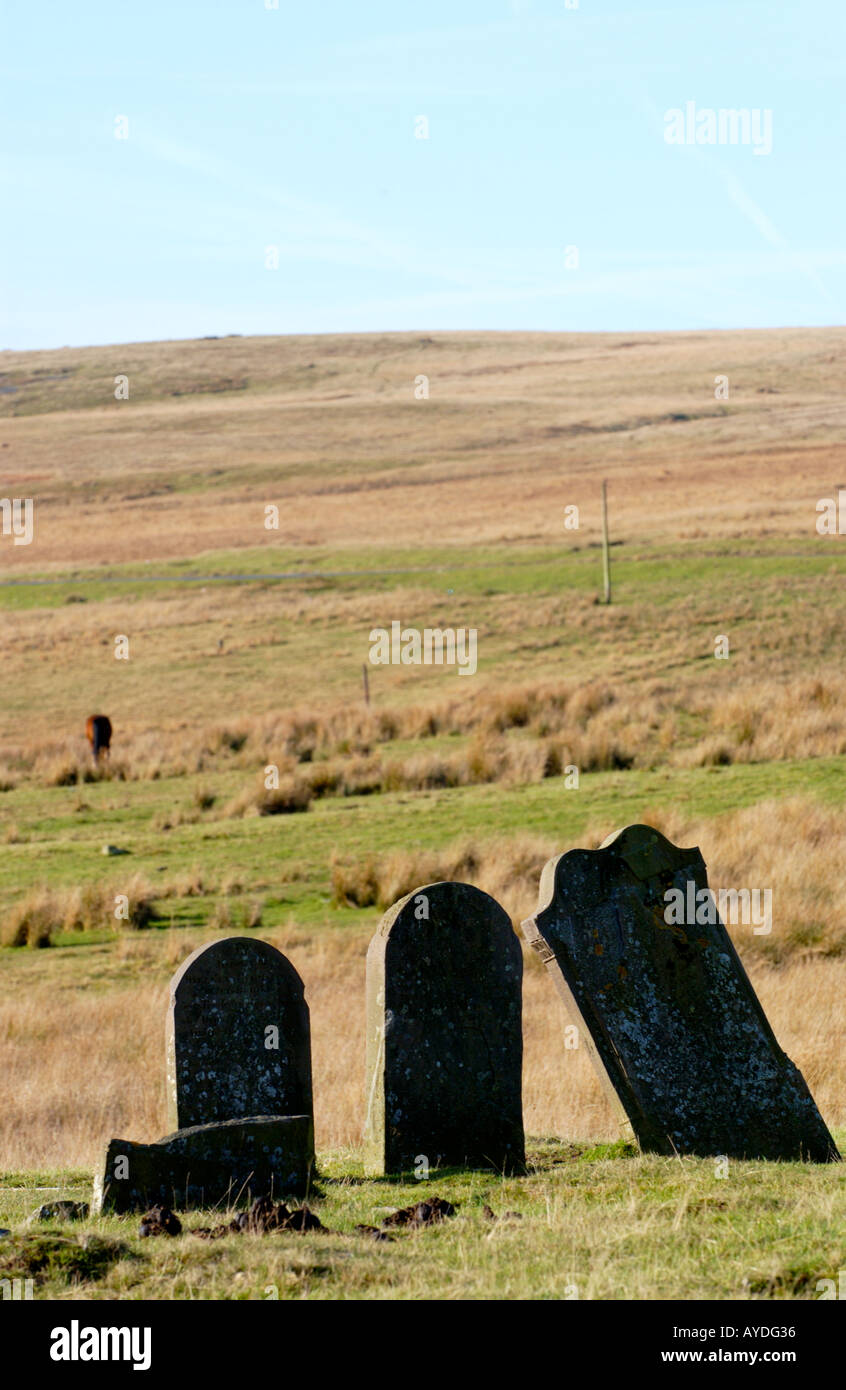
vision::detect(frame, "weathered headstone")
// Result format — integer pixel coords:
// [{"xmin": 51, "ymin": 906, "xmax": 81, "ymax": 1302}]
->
[
  {"xmin": 522, "ymin": 824, "xmax": 839, "ymax": 1162},
  {"xmin": 166, "ymin": 937, "xmax": 313, "ymax": 1132},
  {"xmin": 94, "ymin": 937, "xmax": 316, "ymax": 1213},
  {"xmin": 93, "ymin": 1116, "xmax": 314, "ymax": 1214},
  {"xmin": 365, "ymin": 881, "xmax": 524, "ymax": 1175}
]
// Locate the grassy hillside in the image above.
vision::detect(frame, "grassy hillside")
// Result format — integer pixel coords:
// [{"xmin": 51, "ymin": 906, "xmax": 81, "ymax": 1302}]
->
[{"xmin": 1, "ymin": 329, "xmax": 844, "ymax": 1299}]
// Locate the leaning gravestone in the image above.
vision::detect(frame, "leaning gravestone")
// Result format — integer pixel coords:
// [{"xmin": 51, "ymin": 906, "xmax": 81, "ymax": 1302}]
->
[
  {"xmin": 365, "ymin": 881, "xmax": 524, "ymax": 1175},
  {"xmin": 522, "ymin": 824, "xmax": 839, "ymax": 1162},
  {"xmin": 93, "ymin": 937, "xmax": 315, "ymax": 1212},
  {"xmin": 166, "ymin": 937, "xmax": 313, "ymax": 1131}
]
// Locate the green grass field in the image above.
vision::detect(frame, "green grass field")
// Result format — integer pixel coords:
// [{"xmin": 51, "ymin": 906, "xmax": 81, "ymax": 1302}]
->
[
  {"xmin": 1, "ymin": 755, "xmax": 844, "ymax": 930},
  {"xmin": 3, "ymin": 1139, "xmax": 844, "ymax": 1301}
]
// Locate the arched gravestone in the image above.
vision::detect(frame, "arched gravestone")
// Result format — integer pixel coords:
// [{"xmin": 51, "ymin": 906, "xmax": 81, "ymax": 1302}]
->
[
  {"xmin": 365, "ymin": 881, "xmax": 525, "ymax": 1175},
  {"xmin": 522, "ymin": 825, "xmax": 839, "ymax": 1162},
  {"xmin": 166, "ymin": 937, "xmax": 313, "ymax": 1133}
]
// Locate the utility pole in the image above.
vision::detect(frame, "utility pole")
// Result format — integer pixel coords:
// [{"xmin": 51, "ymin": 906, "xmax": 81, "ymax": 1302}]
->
[{"xmin": 601, "ymin": 479, "xmax": 612, "ymax": 605}]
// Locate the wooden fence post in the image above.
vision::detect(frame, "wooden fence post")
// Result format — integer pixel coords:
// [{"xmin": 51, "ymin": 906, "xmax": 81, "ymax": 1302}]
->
[{"xmin": 601, "ymin": 480, "xmax": 612, "ymax": 605}]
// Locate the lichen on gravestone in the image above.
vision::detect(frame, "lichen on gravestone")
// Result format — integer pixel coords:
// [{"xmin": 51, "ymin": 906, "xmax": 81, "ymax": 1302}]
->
[
  {"xmin": 166, "ymin": 936, "xmax": 313, "ymax": 1132},
  {"xmin": 365, "ymin": 881, "xmax": 525, "ymax": 1176}
]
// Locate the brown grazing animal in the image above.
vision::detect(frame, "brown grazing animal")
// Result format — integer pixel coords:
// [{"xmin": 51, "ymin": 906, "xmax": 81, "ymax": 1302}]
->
[{"xmin": 86, "ymin": 714, "xmax": 112, "ymax": 762}]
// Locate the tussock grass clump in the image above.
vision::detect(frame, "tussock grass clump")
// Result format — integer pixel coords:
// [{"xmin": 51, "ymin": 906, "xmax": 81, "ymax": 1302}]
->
[
  {"xmin": 0, "ymin": 1233, "xmax": 132, "ymax": 1286},
  {"xmin": 210, "ymin": 897, "xmax": 264, "ymax": 931},
  {"xmin": 221, "ymin": 774, "xmax": 313, "ymax": 818},
  {"xmin": 212, "ymin": 726, "xmax": 249, "ymax": 753},
  {"xmin": 38, "ymin": 753, "xmax": 129, "ymax": 788},
  {"xmin": 566, "ymin": 681, "xmax": 615, "ymax": 726},
  {"xmin": 9, "ymin": 671, "xmax": 846, "ymax": 793},
  {"xmin": 303, "ymin": 735, "xmax": 572, "ymax": 803},
  {"xmin": 41, "ymin": 755, "xmax": 82, "ymax": 787},
  {"xmin": 382, "ymin": 753, "xmax": 457, "ymax": 792},
  {"xmin": 677, "ymin": 735, "xmax": 735, "ymax": 768},
  {"xmin": 330, "ymin": 833, "xmax": 557, "ymax": 916},
  {"xmin": 111, "ymin": 875, "xmax": 158, "ymax": 930},
  {"xmin": 576, "ymin": 730, "xmax": 635, "ymax": 772},
  {"xmin": 0, "ymin": 888, "xmax": 55, "ymax": 948},
  {"xmin": 480, "ymin": 690, "xmax": 533, "ymax": 731},
  {"xmin": 303, "ymin": 761, "xmax": 343, "ymax": 797},
  {"xmin": 461, "ymin": 734, "xmax": 507, "ymax": 784},
  {"xmin": 1, "ymin": 876, "xmax": 159, "ymax": 945},
  {"xmin": 166, "ymin": 864, "xmax": 206, "ymax": 898},
  {"xmin": 329, "ymin": 853, "xmax": 381, "ymax": 909},
  {"xmin": 255, "ymin": 776, "xmax": 313, "ymax": 815},
  {"xmin": 675, "ymin": 676, "xmax": 846, "ymax": 769},
  {"xmin": 61, "ymin": 874, "xmax": 158, "ymax": 932},
  {"xmin": 338, "ymin": 757, "xmax": 383, "ymax": 798}
]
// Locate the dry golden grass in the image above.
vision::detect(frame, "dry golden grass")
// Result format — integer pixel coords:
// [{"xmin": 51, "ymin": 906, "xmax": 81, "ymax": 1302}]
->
[
  {"xmin": 677, "ymin": 677, "xmax": 846, "ymax": 767},
  {"xmin": 220, "ymin": 773, "xmax": 313, "ymax": 819},
  {"xmin": 3, "ymin": 328, "xmax": 846, "ymax": 569},
  {"xmin": 2, "ymin": 327, "xmax": 844, "ymax": 1184},
  {"xmin": 0, "ymin": 926, "xmax": 841, "ymax": 1170},
  {"xmin": 58, "ymin": 877, "xmax": 155, "ymax": 934},
  {"xmin": 5, "ymin": 670, "xmax": 846, "ymax": 796},
  {"xmin": 330, "ymin": 832, "xmax": 559, "ymax": 916},
  {"xmin": 0, "ymin": 876, "xmax": 158, "ymax": 946},
  {"xmin": 6, "ymin": 796, "xmax": 841, "ymax": 1169},
  {"xmin": 207, "ymin": 898, "xmax": 264, "ymax": 933}
]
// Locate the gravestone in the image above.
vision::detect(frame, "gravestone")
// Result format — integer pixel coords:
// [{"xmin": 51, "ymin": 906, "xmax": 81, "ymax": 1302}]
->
[
  {"xmin": 365, "ymin": 881, "xmax": 524, "ymax": 1175},
  {"xmin": 521, "ymin": 824, "xmax": 839, "ymax": 1162},
  {"xmin": 166, "ymin": 937, "xmax": 313, "ymax": 1132},
  {"xmin": 94, "ymin": 1116, "xmax": 314, "ymax": 1214},
  {"xmin": 94, "ymin": 936, "xmax": 316, "ymax": 1213}
]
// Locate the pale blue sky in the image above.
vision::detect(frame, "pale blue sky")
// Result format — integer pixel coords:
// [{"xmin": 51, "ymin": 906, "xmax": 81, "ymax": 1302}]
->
[{"xmin": 2, "ymin": 1, "xmax": 844, "ymax": 348}]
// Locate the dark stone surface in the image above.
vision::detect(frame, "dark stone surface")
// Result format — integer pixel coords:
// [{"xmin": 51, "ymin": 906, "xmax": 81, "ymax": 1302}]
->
[
  {"xmin": 521, "ymin": 824, "xmax": 840, "ymax": 1162},
  {"xmin": 93, "ymin": 1115, "xmax": 315, "ymax": 1213},
  {"xmin": 365, "ymin": 880, "xmax": 524, "ymax": 1175},
  {"xmin": 166, "ymin": 937, "xmax": 313, "ymax": 1132}
]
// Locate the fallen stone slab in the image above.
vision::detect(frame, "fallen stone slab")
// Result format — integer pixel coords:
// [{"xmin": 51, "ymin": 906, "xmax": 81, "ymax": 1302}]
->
[{"xmin": 92, "ymin": 1115, "xmax": 315, "ymax": 1214}]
